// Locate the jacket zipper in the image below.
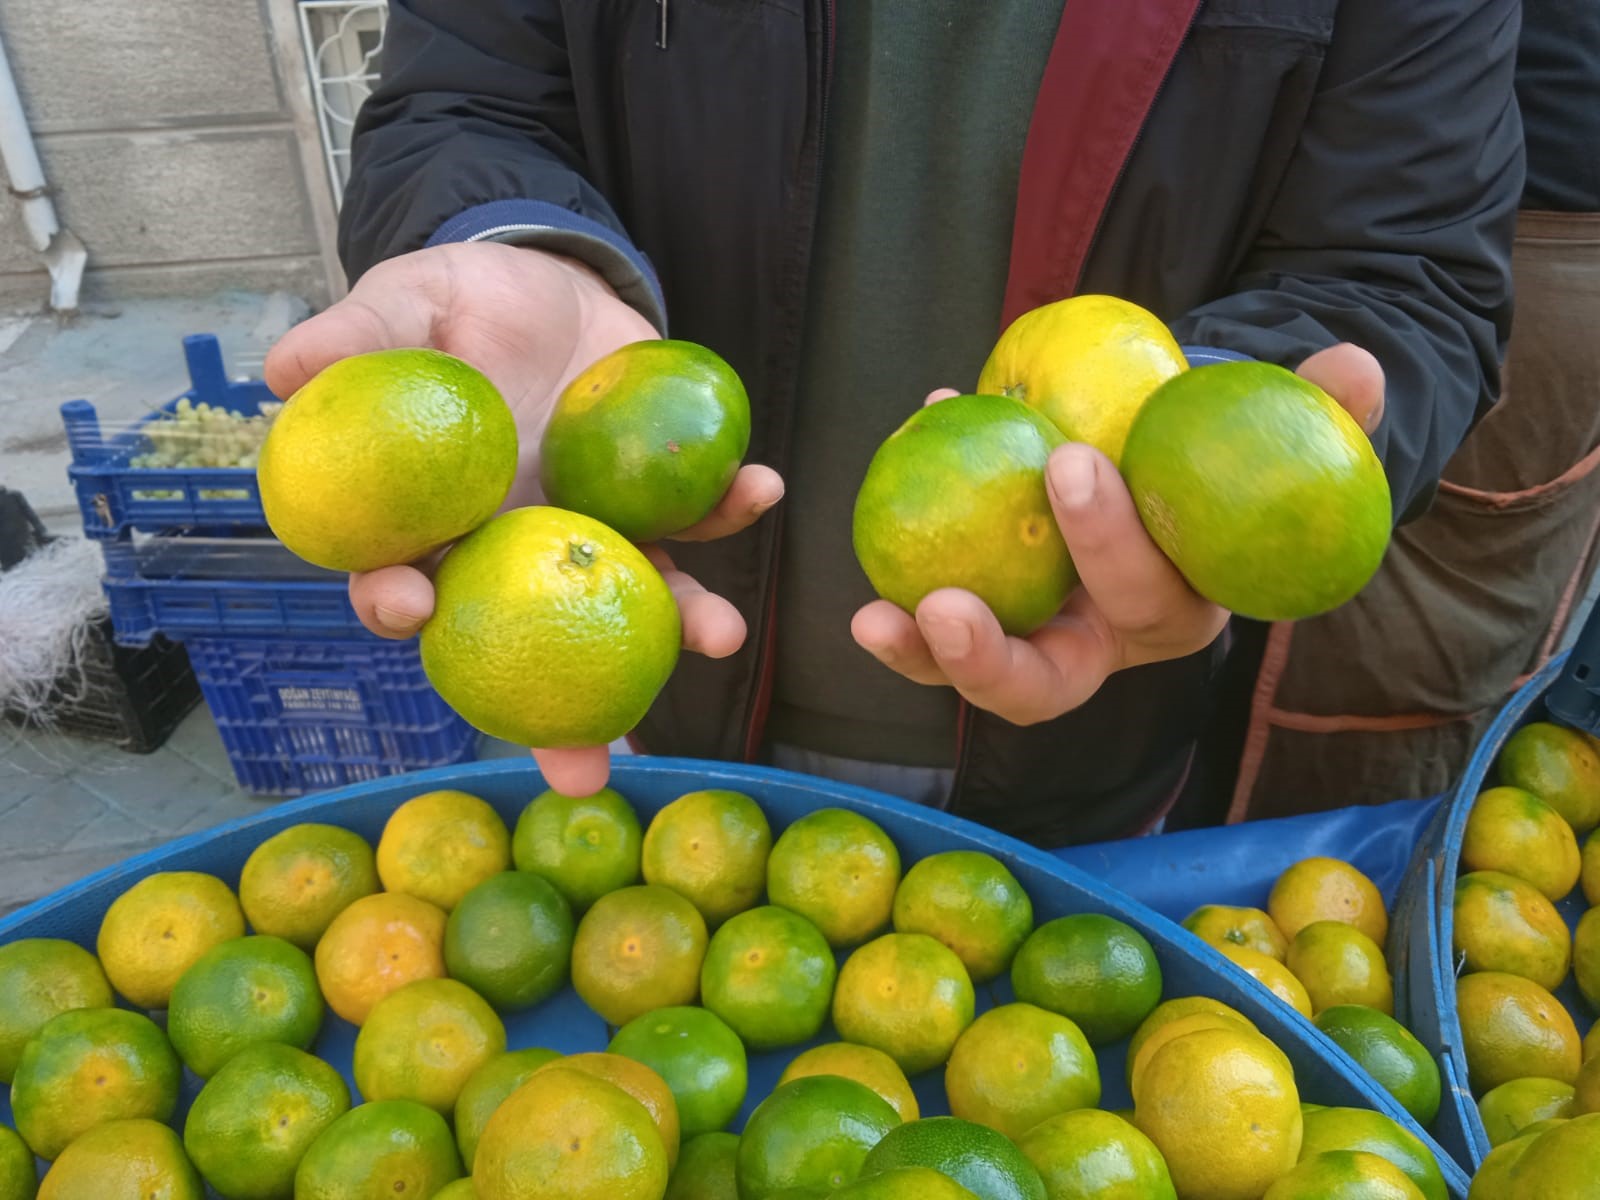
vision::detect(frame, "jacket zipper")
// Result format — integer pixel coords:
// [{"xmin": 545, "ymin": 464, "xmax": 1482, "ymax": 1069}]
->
[
  {"xmin": 820, "ymin": 0, "xmax": 835, "ymax": 148},
  {"xmin": 462, "ymin": 223, "xmax": 560, "ymax": 242}
]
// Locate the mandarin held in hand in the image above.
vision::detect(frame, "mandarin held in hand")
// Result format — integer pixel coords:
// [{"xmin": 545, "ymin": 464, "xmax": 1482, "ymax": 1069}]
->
[
  {"xmin": 539, "ymin": 338, "xmax": 752, "ymax": 543},
  {"xmin": 257, "ymin": 348, "xmax": 518, "ymax": 573},
  {"xmin": 853, "ymin": 393, "xmax": 1075, "ymax": 638},
  {"xmin": 1121, "ymin": 359, "xmax": 1391, "ymax": 622}
]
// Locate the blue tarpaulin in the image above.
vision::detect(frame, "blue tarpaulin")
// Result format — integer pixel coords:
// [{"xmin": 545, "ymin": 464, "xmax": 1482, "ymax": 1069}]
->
[{"xmin": 1053, "ymin": 796, "xmax": 1442, "ymax": 921}]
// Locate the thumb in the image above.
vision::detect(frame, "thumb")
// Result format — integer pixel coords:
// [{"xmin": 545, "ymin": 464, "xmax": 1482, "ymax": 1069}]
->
[
  {"xmin": 263, "ymin": 260, "xmax": 436, "ymax": 399},
  {"xmin": 1296, "ymin": 343, "xmax": 1385, "ymax": 436}
]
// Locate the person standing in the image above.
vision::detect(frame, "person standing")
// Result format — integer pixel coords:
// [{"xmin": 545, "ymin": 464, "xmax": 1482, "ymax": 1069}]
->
[{"xmin": 265, "ymin": 0, "xmax": 1522, "ymax": 846}]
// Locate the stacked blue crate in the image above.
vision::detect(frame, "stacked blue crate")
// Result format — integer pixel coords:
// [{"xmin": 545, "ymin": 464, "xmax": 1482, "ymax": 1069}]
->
[{"xmin": 61, "ymin": 334, "xmax": 478, "ymax": 796}]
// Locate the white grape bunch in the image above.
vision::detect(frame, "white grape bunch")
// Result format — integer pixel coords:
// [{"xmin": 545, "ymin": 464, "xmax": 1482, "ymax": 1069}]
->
[{"xmin": 129, "ymin": 398, "xmax": 285, "ymax": 471}]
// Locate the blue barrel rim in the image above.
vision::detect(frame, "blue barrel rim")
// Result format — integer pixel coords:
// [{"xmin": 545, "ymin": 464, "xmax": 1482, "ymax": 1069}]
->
[{"xmin": 1426, "ymin": 650, "xmax": 1580, "ymax": 1167}]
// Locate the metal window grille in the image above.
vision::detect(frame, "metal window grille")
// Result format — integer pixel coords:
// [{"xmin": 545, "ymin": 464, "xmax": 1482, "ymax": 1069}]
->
[{"xmin": 296, "ymin": 0, "xmax": 389, "ymax": 208}]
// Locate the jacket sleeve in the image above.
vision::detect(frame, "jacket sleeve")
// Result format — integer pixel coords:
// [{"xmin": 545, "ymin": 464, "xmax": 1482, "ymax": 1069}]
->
[
  {"xmin": 1169, "ymin": 0, "xmax": 1524, "ymax": 523},
  {"xmin": 336, "ymin": 0, "xmax": 667, "ymax": 331}
]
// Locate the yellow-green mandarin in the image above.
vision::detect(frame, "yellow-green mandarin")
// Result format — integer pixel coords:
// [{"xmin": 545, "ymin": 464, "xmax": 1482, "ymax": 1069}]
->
[
  {"xmin": 182, "ymin": 1043, "xmax": 350, "ymax": 1198},
  {"xmin": 11, "ymin": 1008, "xmax": 181, "ymax": 1160},
  {"xmin": 853, "ymin": 393, "xmax": 1074, "ymax": 637},
  {"xmin": 37, "ymin": 1119, "xmax": 201, "ymax": 1200},
  {"xmin": 352, "ymin": 979, "xmax": 506, "ymax": 1114},
  {"xmin": 258, "ymin": 347, "xmax": 517, "ymax": 573},
  {"xmin": 976, "ymin": 293, "xmax": 1187, "ymax": 466},
  {"xmin": 540, "ymin": 339, "xmax": 750, "ymax": 542},
  {"xmin": 294, "ymin": 1100, "xmax": 463, "ymax": 1200},
  {"xmin": 1122, "ymin": 361, "xmax": 1390, "ymax": 621},
  {"xmin": 0, "ymin": 939, "xmax": 113, "ymax": 1083},
  {"xmin": 1462, "ymin": 787, "xmax": 1581, "ymax": 901},
  {"xmin": 1496, "ymin": 723, "xmax": 1600, "ymax": 835},
  {"xmin": 421, "ymin": 507, "xmax": 680, "ymax": 748}
]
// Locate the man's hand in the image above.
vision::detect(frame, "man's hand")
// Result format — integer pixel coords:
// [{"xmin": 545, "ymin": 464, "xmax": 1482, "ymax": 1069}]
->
[
  {"xmin": 263, "ymin": 241, "xmax": 784, "ymax": 794},
  {"xmin": 851, "ymin": 343, "xmax": 1385, "ymax": 724}
]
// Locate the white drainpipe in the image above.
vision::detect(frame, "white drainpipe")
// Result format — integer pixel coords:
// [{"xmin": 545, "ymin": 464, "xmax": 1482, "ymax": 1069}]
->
[{"xmin": 0, "ymin": 31, "xmax": 85, "ymax": 312}]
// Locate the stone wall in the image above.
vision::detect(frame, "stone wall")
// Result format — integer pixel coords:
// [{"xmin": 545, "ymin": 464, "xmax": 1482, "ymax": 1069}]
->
[{"xmin": 0, "ymin": 0, "xmax": 330, "ymax": 310}]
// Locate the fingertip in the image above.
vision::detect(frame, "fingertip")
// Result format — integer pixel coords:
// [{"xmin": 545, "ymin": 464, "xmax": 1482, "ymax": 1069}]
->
[
  {"xmin": 531, "ymin": 746, "xmax": 611, "ymax": 796},
  {"xmin": 370, "ymin": 607, "xmax": 425, "ymax": 637},
  {"xmin": 851, "ymin": 600, "xmax": 902, "ymax": 650},
  {"xmin": 916, "ymin": 586, "xmax": 999, "ymax": 628},
  {"xmin": 668, "ymin": 465, "xmax": 786, "ymax": 542},
  {"xmin": 742, "ymin": 464, "xmax": 786, "ymax": 510},
  {"xmin": 1297, "ymin": 343, "xmax": 1386, "ymax": 434},
  {"xmin": 1360, "ymin": 390, "xmax": 1386, "ymax": 435},
  {"xmin": 915, "ymin": 589, "xmax": 1008, "ymax": 665},
  {"xmin": 350, "ymin": 566, "xmax": 435, "ymax": 638},
  {"xmin": 922, "ymin": 387, "xmax": 962, "ymax": 407},
  {"xmin": 262, "ymin": 331, "xmax": 313, "ymax": 401},
  {"xmin": 917, "ymin": 612, "xmax": 974, "ymax": 662},
  {"xmin": 686, "ymin": 603, "xmax": 747, "ymax": 659},
  {"xmin": 851, "ymin": 600, "xmax": 950, "ymax": 686}
]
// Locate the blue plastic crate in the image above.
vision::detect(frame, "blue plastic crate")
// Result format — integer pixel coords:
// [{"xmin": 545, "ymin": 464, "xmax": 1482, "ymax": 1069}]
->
[
  {"xmin": 0, "ymin": 758, "xmax": 1470, "ymax": 1197},
  {"xmin": 97, "ymin": 534, "xmax": 366, "ymax": 648},
  {"xmin": 1391, "ymin": 647, "xmax": 1592, "ymax": 1171},
  {"xmin": 181, "ymin": 634, "xmax": 478, "ymax": 797},
  {"xmin": 62, "ymin": 334, "xmax": 274, "ymax": 539}
]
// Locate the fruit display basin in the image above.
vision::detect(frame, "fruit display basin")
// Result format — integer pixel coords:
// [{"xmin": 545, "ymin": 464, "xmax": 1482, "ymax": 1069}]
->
[
  {"xmin": 1391, "ymin": 649, "xmax": 1588, "ymax": 1172},
  {"xmin": 0, "ymin": 756, "xmax": 1471, "ymax": 1197}
]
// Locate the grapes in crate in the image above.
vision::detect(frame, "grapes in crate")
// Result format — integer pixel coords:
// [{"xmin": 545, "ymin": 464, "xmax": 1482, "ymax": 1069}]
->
[
  {"xmin": 130, "ymin": 397, "xmax": 285, "ymax": 470},
  {"xmin": 128, "ymin": 398, "xmax": 284, "ymax": 500}
]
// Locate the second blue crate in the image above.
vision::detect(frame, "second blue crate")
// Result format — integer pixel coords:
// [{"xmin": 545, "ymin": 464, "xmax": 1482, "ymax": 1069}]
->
[
  {"xmin": 98, "ymin": 535, "xmax": 366, "ymax": 647},
  {"xmin": 184, "ymin": 635, "xmax": 478, "ymax": 797}
]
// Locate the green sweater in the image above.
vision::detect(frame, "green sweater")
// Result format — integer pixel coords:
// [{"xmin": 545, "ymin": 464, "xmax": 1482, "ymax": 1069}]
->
[{"xmin": 767, "ymin": 1, "xmax": 1064, "ymax": 768}]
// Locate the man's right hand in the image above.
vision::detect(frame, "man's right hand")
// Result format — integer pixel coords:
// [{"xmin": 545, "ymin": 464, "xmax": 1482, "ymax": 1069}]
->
[{"xmin": 262, "ymin": 241, "xmax": 784, "ymax": 793}]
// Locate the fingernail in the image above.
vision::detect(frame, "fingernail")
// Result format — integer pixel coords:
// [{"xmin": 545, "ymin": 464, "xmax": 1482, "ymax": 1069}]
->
[
  {"xmin": 751, "ymin": 494, "xmax": 782, "ymax": 517},
  {"xmin": 923, "ymin": 615, "xmax": 972, "ymax": 660},
  {"xmin": 1051, "ymin": 448, "xmax": 1096, "ymax": 510},
  {"xmin": 374, "ymin": 605, "xmax": 421, "ymax": 633}
]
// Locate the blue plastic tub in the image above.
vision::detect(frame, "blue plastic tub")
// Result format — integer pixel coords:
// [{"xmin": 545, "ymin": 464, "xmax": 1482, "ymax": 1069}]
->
[
  {"xmin": 0, "ymin": 758, "xmax": 1471, "ymax": 1197},
  {"xmin": 61, "ymin": 335, "xmax": 274, "ymax": 539},
  {"xmin": 1391, "ymin": 649, "xmax": 1592, "ymax": 1170},
  {"xmin": 1056, "ymin": 794, "xmax": 1475, "ymax": 1174}
]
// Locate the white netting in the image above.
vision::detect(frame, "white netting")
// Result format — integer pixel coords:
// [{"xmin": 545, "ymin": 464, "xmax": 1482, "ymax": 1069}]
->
[{"xmin": 0, "ymin": 537, "xmax": 110, "ymax": 723}]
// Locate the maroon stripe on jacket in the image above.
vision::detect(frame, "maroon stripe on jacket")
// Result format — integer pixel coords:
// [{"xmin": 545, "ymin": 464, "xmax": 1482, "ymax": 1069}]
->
[{"xmin": 1002, "ymin": 0, "xmax": 1202, "ymax": 325}]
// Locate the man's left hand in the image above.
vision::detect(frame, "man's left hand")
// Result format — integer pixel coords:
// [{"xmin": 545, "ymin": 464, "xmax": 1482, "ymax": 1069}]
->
[{"xmin": 851, "ymin": 342, "xmax": 1385, "ymax": 725}]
